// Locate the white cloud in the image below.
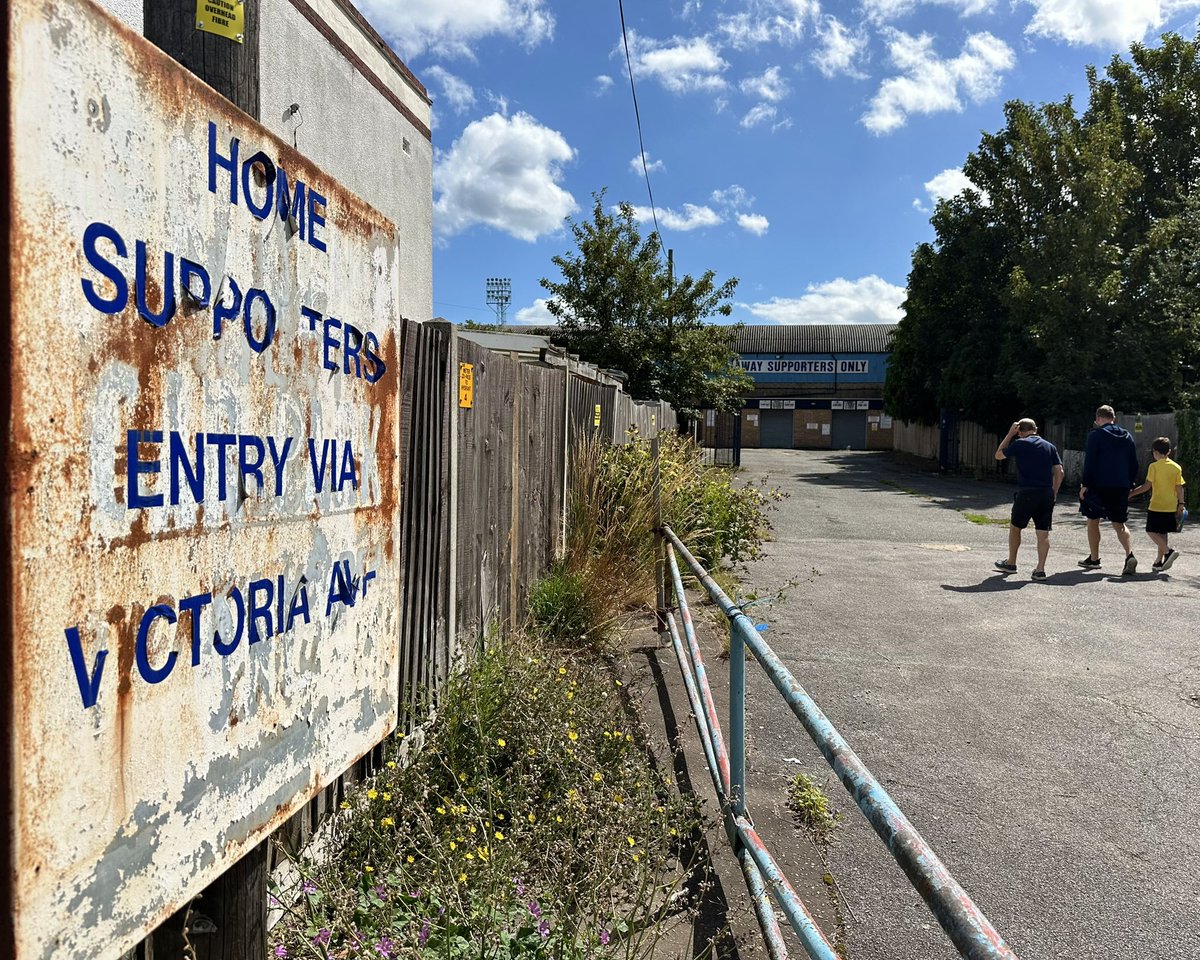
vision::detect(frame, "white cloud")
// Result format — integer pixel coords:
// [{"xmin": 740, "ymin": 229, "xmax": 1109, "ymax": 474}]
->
[
  {"xmin": 630, "ymin": 153, "xmax": 666, "ymax": 175},
  {"xmin": 513, "ymin": 298, "xmax": 556, "ymax": 326},
  {"xmin": 811, "ymin": 15, "xmax": 868, "ymax": 79},
  {"xmin": 712, "ymin": 185, "xmax": 753, "ymax": 209},
  {"xmin": 1023, "ymin": 0, "xmax": 1200, "ymax": 47},
  {"xmin": 594, "ymin": 74, "xmax": 614, "ymax": 95},
  {"xmin": 740, "ymin": 65, "xmax": 790, "ymax": 101},
  {"xmin": 717, "ymin": 0, "xmax": 819, "ymax": 49},
  {"xmin": 424, "ymin": 66, "xmax": 476, "ymax": 115},
  {"xmin": 744, "ymin": 276, "xmax": 905, "ymax": 324},
  {"xmin": 738, "ymin": 213, "xmax": 771, "ymax": 235},
  {"xmin": 913, "ymin": 167, "xmax": 982, "ymax": 211},
  {"xmin": 862, "ymin": 31, "xmax": 1015, "ymax": 134},
  {"xmin": 357, "ymin": 0, "xmax": 554, "ymax": 59},
  {"xmin": 620, "ymin": 30, "xmax": 729, "ymax": 93},
  {"xmin": 627, "ymin": 203, "xmax": 724, "ymax": 231},
  {"xmin": 862, "ymin": 0, "xmax": 996, "ymax": 21},
  {"xmin": 434, "ymin": 112, "xmax": 577, "ymax": 242},
  {"xmin": 741, "ymin": 103, "xmax": 779, "ymax": 127}
]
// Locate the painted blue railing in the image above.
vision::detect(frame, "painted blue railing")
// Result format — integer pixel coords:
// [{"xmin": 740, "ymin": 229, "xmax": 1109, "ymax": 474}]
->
[{"xmin": 660, "ymin": 525, "xmax": 1019, "ymax": 960}]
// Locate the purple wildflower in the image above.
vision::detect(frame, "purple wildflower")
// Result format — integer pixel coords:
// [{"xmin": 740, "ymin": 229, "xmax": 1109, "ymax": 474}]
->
[
  {"xmin": 528, "ymin": 901, "xmax": 542, "ymax": 918},
  {"xmin": 302, "ymin": 881, "xmax": 317, "ymax": 896},
  {"xmin": 374, "ymin": 935, "xmax": 396, "ymax": 957},
  {"xmin": 514, "ymin": 878, "xmax": 526, "ymax": 896},
  {"xmin": 600, "ymin": 929, "xmax": 610, "ymax": 945},
  {"xmin": 273, "ymin": 947, "xmax": 288, "ymax": 958},
  {"xmin": 538, "ymin": 920, "xmax": 550, "ymax": 939},
  {"xmin": 312, "ymin": 929, "xmax": 331, "ymax": 947},
  {"xmin": 374, "ymin": 884, "xmax": 389, "ymax": 901},
  {"xmin": 419, "ymin": 920, "xmax": 431, "ymax": 946}
]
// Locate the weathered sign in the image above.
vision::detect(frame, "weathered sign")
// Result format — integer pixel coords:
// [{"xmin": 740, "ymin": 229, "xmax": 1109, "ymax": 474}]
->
[
  {"xmin": 6, "ymin": 2, "xmax": 402, "ymax": 958},
  {"xmin": 195, "ymin": 0, "xmax": 245, "ymax": 42}
]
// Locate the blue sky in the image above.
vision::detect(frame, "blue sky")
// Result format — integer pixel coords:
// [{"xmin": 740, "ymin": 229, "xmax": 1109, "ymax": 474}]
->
[{"xmin": 357, "ymin": 0, "xmax": 1200, "ymax": 326}]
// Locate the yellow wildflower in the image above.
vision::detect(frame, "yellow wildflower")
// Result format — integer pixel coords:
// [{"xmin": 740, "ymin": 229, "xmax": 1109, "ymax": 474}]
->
[
  {"xmin": 449, "ymin": 841, "xmax": 457, "ymax": 851},
  {"xmin": 568, "ymin": 731, "xmax": 578, "ymax": 741},
  {"xmin": 381, "ymin": 817, "xmax": 395, "ymax": 828},
  {"xmin": 459, "ymin": 873, "xmax": 467, "ymax": 883},
  {"xmin": 495, "ymin": 830, "xmax": 505, "ymax": 840},
  {"xmin": 364, "ymin": 865, "xmax": 374, "ymax": 873},
  {"xmin": 627, "ymin": 836, "xmax": 636, "ymax": 847},
  {"xmin": 592, "ymin": 773, "xmax": 603, "ymax": 783},
  {"xmin": 437, "ymin": 807, "xmax": 446, "ymax": 815},
  {"xmin": 497, "ymin": 738, "xmax": 506, "ymax": 747},
  {"xmin": 383, "ymin": 793, "xmax": 391, "ymax": 802},
  {"xmin": 558, "ymin": 667, "xmax": 567, "ymax": 676},
  {"xmin": 386, "ymin": 761, "xmax": 397, "ymax": 769},
  {"xmin": 367, "ymin": 790, "xmax": 378, "ymax": 800},
  {"xmin": 340, "ymin": 802, "xmax": 350, "ymax": 810},
  {"xmin": 527, "ymin": 813, "xmax": 535, "ymax": 823},
  {"xmin": 407, "ymin": 855, "xmax": 415, "ymax": 863}
]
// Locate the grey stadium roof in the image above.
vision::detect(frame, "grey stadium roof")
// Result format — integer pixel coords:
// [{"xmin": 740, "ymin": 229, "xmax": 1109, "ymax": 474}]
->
[{"xmin": 733, "ymin": 323, "xmax": 897, "ymax": 354}]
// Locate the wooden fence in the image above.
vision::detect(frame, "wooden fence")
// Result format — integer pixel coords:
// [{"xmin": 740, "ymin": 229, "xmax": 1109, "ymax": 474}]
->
[
  {"xmin": 893, "ymin": 412, "xmax": 1179, "ymax": 484},
  {"xmin": 128, "ymin": 321, "xmax": 675, "ymax": 958}
]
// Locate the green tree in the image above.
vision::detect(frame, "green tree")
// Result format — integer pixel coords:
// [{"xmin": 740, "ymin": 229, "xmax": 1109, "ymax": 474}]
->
[
  {"xmin": 885, "ymin": 33, "xmax": 1200, "ymax": 428},
  {"xmin": 539, "ymin": 191, "xmax": 751, "ymax": 413}
]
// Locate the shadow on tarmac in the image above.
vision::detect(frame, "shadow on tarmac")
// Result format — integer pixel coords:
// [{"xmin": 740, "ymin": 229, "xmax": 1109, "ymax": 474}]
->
[
  {"xmin": 787, "ymin": 451, "xmax": 1015, "ymax": 514},
  {"xmin": 942, "ymin": 570, "xmax": 1169, "ymax": 592}
]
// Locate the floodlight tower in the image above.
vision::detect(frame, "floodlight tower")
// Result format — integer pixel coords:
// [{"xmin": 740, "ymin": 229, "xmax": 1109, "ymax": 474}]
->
[{"xmin": 485, "ymin": 277, "xmax": 512, "ymax": 326}]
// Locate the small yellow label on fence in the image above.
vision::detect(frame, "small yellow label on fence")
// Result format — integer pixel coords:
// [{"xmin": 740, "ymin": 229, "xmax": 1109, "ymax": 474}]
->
[
  {"xmin": 458, "ymin": 363, "xmax": 474, "ymax": 408},
  {"xmin": 195, "ymin": 0, "xmax": 245, "ymax": 42},
  {"xmin": 593, "ymin": 404, "xmax": 602, "ymax": 427}
]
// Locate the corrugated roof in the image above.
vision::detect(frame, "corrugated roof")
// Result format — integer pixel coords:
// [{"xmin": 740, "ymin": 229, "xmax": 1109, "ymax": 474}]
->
[{"xmin": 733, "ymin": 323, "xmax": 897, "ymax": 354}]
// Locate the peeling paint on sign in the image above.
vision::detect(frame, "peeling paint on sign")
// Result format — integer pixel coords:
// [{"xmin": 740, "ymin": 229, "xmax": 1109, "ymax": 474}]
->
[{"xmin": 6, "ymin": 1, "xmax": 402, "ymax": 958}]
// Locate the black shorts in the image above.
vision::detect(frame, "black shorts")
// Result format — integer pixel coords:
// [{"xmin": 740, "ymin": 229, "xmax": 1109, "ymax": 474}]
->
[
  {"xmin": 1147, "ymin": 510, "xmax": 1176, "ymax": 535},
  {"xmin": 1012, "ymin": 488, "xmax": 1055, "ymax": 531},
  {"xmin": 1080, "ymin": 486, "xmax": 1130, "ymax": 524}
]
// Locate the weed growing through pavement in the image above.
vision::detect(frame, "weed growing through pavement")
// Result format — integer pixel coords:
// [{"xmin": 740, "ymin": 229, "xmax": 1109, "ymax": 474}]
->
[
  {"xmin": 786, "ymin": 773, "xmax": 838, "ymax": 843},
  {"xmin": 268, "ymin": 634, "xmax": 707, "ymax": 959},
  {"xmin": 961, "ymin": 512, "xmax": 1009, "ymax": 526}
]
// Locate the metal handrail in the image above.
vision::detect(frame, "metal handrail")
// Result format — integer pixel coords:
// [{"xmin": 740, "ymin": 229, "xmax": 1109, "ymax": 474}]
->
[{"xmin": 660, "ymin": 525, "xmax": 1019, "ymax": 960}]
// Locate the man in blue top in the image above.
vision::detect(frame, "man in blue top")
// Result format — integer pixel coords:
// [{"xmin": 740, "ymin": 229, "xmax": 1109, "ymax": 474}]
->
[
  {"xmin": 1077, "ymin": 404, "xmax": 1140, "ymax": 576},
  {"xmin": 993, "ymin": 418, "xmax": 1064, "ymax": 580}
]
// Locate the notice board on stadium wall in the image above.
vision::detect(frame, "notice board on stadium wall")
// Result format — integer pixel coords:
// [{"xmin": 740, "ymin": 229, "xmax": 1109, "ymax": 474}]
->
[{"xmin": 5, "ymin": 1, "xmax": 403, "ymax": 957}]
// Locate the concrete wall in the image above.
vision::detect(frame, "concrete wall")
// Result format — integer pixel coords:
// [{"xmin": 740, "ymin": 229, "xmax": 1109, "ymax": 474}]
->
[{"xmin": 259, "ymin": 0, "xmax": 432, "ymax": 323}]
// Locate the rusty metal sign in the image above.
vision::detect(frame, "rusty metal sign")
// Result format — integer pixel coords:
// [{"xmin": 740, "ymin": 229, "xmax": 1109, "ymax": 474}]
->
[{"xmin": 6, "ymin": 2, "xmax": 402, "ymax": 958}]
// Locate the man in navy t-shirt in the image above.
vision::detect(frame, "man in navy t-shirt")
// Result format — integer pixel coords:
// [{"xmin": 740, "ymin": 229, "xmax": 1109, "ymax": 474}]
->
[{"xmin": 993, "ymin": 418, "xmax": 1064, "ymax": 579}]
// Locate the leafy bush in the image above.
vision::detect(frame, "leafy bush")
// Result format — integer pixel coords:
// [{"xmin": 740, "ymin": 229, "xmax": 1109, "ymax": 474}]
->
[
  {"xmin": 269, "ymin": 637, "xmax": 705, "ymax": 959},
  {"xmin": 527, "ymin": 565, "xmax": 610, "ymax": 646}
]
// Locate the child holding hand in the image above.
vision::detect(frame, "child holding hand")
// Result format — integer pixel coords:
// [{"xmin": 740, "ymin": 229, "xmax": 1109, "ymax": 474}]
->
[{"xmin": 1129, "ymin": 437, "xmax": 1186, "ymax": 571}]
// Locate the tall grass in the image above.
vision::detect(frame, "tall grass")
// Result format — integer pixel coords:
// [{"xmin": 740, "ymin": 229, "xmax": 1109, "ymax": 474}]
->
[{"xmin": 530, "ymin": 432, "xmax": 778, "ymax": 647}]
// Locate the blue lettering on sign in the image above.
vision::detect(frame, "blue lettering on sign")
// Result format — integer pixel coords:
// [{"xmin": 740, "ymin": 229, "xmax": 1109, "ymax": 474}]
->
[
  {"xmin": 79, "ymin": 222, "xmax": 280, "ymax": 353},
  {"xmin": 125, "ymin": 430, "xmax": 296, "ymax": 508},
  {"xmin": 302, "ymin": 306, "xmax": 387, "ymax": 384},
  {"xmin": 207, "ymin": 121, "xmax": 329, "ymax": 253},
  {"xmin": 307, "ymin": 438, "xmax": 357, "ymax": 493},
  {"xmin": 64, "ymin": 563, "xmax": 373, "ymax": 709}
]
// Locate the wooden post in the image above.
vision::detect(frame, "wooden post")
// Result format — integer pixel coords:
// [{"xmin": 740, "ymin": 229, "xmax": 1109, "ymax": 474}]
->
[
  {"xmin": 143, "ymin": 0, "xmax": 261, "ymax": 120},
  {"xmin": 147, "ymin": 841, "xmax": 268, "ymax": 959},
  {"xmin": 509, "ymin": 354, "xmax": 522, "ymax": 629}
]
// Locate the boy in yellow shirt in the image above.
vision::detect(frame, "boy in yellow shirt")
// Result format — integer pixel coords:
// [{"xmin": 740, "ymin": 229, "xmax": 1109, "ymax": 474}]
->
[{"xmin": 1128, "ymin": 437, "xmax": 1186, "ymax": 571}]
